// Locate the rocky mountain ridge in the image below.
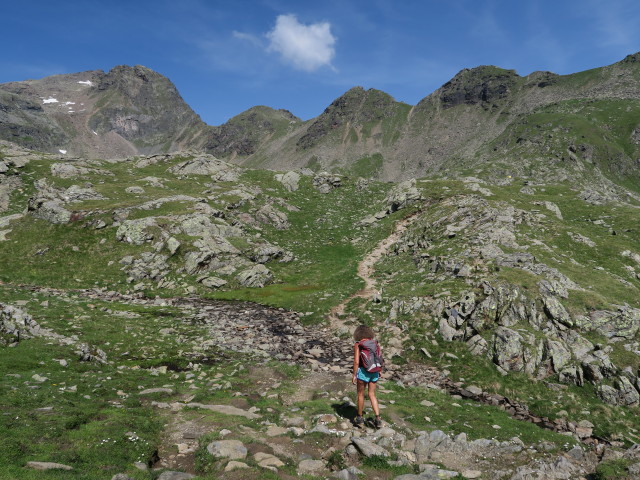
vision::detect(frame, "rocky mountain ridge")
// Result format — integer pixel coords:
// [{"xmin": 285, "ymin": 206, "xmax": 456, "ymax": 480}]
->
[
  {"xmin": 0, "ymin": 65, "xmax": 209, "ymax": 159},
  {"xmin": 2, "ymin": 54, "xmax": 640, "ymax": 188}
]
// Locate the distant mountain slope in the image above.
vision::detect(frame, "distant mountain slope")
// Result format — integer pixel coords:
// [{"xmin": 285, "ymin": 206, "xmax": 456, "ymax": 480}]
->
[
  {"xmin": 2, "ymin": 54, "xmax": 640, "ymax": 189},
  {"xmin": 224, "ymin": 53, "xmax": 640, "ymax": 190},
  {"xmin": 0, "ymin": 65, "xmax": 209, "ymax": 158}
]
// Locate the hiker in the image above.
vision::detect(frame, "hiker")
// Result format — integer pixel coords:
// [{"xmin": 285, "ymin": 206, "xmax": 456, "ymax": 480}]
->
[{"xmin": 352, "ymin": 324, "xmax": 384, "ymax": 428}]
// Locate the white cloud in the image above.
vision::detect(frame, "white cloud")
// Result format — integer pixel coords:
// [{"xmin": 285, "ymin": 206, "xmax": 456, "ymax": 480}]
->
[{"xmin": 266, "ymin": 14, "xmax": 336, "ymax": 72}]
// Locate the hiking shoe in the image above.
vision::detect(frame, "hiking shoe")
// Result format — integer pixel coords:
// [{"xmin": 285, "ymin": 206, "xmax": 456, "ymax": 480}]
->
[
  {"xmin": 374, "ymin": 416, "xmax": 383, "ymax": 429},
  {"xmin": 354, "ymin": 415, "xmax": 364, "ymax": 427}
]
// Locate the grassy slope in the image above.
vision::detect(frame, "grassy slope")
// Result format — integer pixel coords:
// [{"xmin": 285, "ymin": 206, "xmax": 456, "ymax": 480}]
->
[{"xmin": 2, "ymin": 150, "xmax": 640, "ymax": 478}]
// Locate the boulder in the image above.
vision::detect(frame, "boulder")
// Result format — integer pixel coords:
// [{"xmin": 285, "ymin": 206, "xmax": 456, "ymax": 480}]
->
[
  {"xmin": 169, "ymin": 155, "xmax": 239, "ymax": 180},
  {"xmin": 201, "ymin": 277, "xmax": 227, "ymax": 289},
  {"xmin": 544, "ymin": 201, "xmax": 563, "ymax": 220},
  {"xmin": 312, "ymin": 172, "xmax": 342, "ymax": 193},
  {"xmin": 255, "ymin": 205, "xmax": 290, "ymax": 230},
  {"xmin": 492, "ymin": 327, "xmax": 525, "ymax": 372},
  {"xmin": 27, "ymin": 198, "xmax": 72, "ymax": 224},
  {"xmin": 225, "ymin": 461, "xmax": 250, "ymax": 471},
  {"xmin": 384, "ymin": 179, "xmax": 422, "ymax": 213},
  {"xmin": 543, "ymin": 296, "xmax": 573, "ymax": 328},
  {"xmin": 297, "ymin": 459, "xmax": 326, "ymax": 476},
  {"xmin": 352, "ymin": 437, "xmax": 391, "ymax": 458},
  {"xmin": 26, "ymin": 461, "xmax": 73, "ymax": 471},
  {"xmin": 236, "ymin": 264, "xmax": 273, "ymax": 288},
  {"xmin": 0, "ymin": 303, "xmax": 42, "ymax": 344},
  {"xmin": 157, "ymin": 472, "xmax": 195, "ymax": 480},
  {"xmin": 275, "ymin": 171, "xmax": 301, "ymax": 191},
  {"xmin": 116, "ymin": 217, "xmax": 157, "ymax": 245},
  {"xmin": 206, "ymin": 439, "xmax": 247, "ymax": 460}
]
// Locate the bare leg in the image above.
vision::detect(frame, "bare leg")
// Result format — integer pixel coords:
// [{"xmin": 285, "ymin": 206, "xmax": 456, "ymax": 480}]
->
[
  {"xmin": 367, "ymin": 381, "xmax": 380, "ymax": 417},
  {"xmin": 356, "ymin": 380, "xmax": 366, "ymax": 416}
]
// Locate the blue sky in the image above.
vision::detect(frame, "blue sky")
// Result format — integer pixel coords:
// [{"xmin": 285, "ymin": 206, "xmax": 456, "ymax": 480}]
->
[{"xmin": 3, "ymin": 0, "xmax": 640, "ymax": 125}]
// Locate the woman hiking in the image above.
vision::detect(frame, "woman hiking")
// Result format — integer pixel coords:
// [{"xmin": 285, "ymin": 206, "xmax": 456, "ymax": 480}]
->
[{"xmin": 352, "ymin": 324, "xmax": 384, "ymax": 428}]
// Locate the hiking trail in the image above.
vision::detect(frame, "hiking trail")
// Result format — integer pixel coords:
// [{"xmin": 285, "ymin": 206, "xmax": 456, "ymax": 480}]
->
[{"xmin": 327, "ymin": 211, "xmax": 421, "ymax": 330}]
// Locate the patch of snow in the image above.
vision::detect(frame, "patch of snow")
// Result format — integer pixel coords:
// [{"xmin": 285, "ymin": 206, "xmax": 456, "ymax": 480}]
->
[
  {"xmin": 77, "ymin": 80, "xmax": 93, "ymax": 86},
  {"xmin": 92, "ymin": 131, "xmax": 98, "ymax": 135},
  {"xmin": 68, "ymin": 111, "xmax": 75, "ymax": 113},
  {"xmin": 59, "ymin": 149, "xmax": 67, "ymax": 154},
  {"xmin": 64, "ymin": 101, "xmax": 76, "ymax": 106},
  {"xmin": 43, "ymin": 97, "xmax": 59, "ymax": 104}
]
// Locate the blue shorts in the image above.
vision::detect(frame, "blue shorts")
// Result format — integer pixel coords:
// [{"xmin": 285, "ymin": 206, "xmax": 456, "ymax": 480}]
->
[{"xmin": 356, "ymin": 367, "xmax": 380, "ymax": 383}]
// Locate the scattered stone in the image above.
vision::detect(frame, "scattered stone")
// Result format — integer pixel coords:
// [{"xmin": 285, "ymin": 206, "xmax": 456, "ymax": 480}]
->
[
  {"xmin": 157, "ymin": 472, "xmax": 195, "ymax": 480},
  {"xmin": 236, "ymin": 264, "xmax": 273, "ymax": 288},
  {"xmin": 207, "ymin": 440, "xmax": 247, "ymax": 460},
  {"xmin": 297, "ymin": 459, "xmax": 326, "ymax": 476},
  {"xmin": 255, "ymin": 452, "xmax": 285, "ymax": 468},
  {"xmin": 139, "ymin": 387, "xmax": 173, "ymax": 395},
  {"xmin": 266, "ymin": 425, "xmax": 289, "ymax": 437},
  {"xmin": 275, "ymin": 171, "xmax": 301, "ymax": 192},
  {"xmin": 352, "ymin": 437, "xmax": 390, "ymax": 457},
  {"xmin": 225, "ymin": 461, "xmax": 250, "ymax": 471},
  {"xmin": 185, "ymin": 403, "xmax": 261, "ymax": 419},
  {"xmin": 26, "ymin": 461, "xmax": 72, "ymax": 471}
]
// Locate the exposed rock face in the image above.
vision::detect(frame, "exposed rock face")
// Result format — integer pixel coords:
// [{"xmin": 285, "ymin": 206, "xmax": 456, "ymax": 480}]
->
[
  {"xmin": 27, "ymin": 197, "xmax": 73, "ymax": 224},
  {"xmin": 204, "ymin": 106, "xmax": 301, "ymax": 157},
  {"xmin": 275, "ymin": 171, "xmax": 301, "ymax": 192},
  {"xmin": 0, "ymin": 304, "xmax": 43, "ymax": 344},
  {"xmin": 0, "ymin": 65, "xmax": 209, "ymax": 158},
  {"xmin": 236, "ymin": 264, "xmax": 273, "ymax": 288},
  {"xmin": 433, "ymin": 66, "xmax": 520, "ymax": 109},
  {"xmin": 312, "ymin": 172, "xmax": 342, "ymax": 193},
  {"xmin": 297, "ymin": 87, "xmax": 402, "ymax": 150},
  {"xmin": 384, "ymin": 179, "xmax": 423, "ymax": 213},
  {"xmin": 206, "ymin": 440, "xmax": 248, "ymax": 460},
  {"xmin": 5, "ymin": 55, "xmax": 640, "ymax": 185},
  {"xmin": 168, "ymin": 155, "xmax": 239, "ymax": 181}
]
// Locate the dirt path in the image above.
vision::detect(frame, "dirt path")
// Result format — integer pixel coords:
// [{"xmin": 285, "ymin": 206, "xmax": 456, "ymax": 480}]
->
[{"xmin": 327, "ymin": 211, "xmax": 420, "ymax": 329}]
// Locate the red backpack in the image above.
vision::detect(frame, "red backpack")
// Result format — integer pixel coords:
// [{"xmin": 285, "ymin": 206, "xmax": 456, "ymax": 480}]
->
[{"xmin": 358, "ymin": 339, "xmax": 384, "ymax": 373}]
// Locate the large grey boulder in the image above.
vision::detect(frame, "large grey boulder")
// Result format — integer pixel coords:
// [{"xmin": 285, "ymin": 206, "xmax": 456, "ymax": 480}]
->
[
  {"xmin": 414, "ymin": 430, "xmax": 451, "ymax": 463},
  {"xmin": 51, "ymin": 163, "xmax": 90, "ymax": 178},
  {"xmin": 201, "ymin": 276, "xmax": 227, "ymax": 289},
  {"xmin": 543, "ymin": 296, "xmax": 573, "ymax": 328},
  {"xmin": 351, "ymin": 437, "xmax": 390, "ymax": 458},
  {"xmin": 236, "ymin": 264, "xmax": 273, "ymax": 287},
  {"xmin": 384, "ymin": 179, "xmax": 423, "ymax": 213},
  {"xmin": 579, "ymin": 306, "xmax": 640, "ymax": 340},
  {"xmin": 157, "ymin": 472, "xmax": 195, "ymax": 480},
  {"xmin": 313, "ymin": 172, "xmax": 342, "ymax": 193},
  {"xmin": 116, "ymin": 217, "xmax": 157, "ymax": 245},
  {"xmin": 597, "ymin": 376, "xmax": 640, "ymax": 406},
  {"xmin": 27, "ymin": 198, "xmax": 72, "ymax": 224},
  {"xmin": 297, "ymin": 459, "xmax": 326, "ymax": 476},
  {"xmin": 255, "ymin": 204, "xmax": 290, "ymax": 230},
  {"xmin": 206, "ymin": 439, "xmax": 247, "ymax": 460},
  {"xmin": 168, "ymin": 155, "xmax": 239, "ymax": 181},
  {"xmin": 26, "ymin": 461, "xmax": 73, "ymax": 471},
  {"xmin": 492, "ymin": 327, "xmax": 526, "ymax": 372},
  {"xmin": 545, "ymin": 339, "xmax": 571, "ymax": 372},
  {"xmin": 275, "ymin": 171, "xmax": 301, "ymax": 191},
  {"xmin": 0, "ymin": 304, "xmax": 42, "ymax": 343},
  {"xmin": 62, "ymin": 185, "xmax": 105, "ymax": 202}
]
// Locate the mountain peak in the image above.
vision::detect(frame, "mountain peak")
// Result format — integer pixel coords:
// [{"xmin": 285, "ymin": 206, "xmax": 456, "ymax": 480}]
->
[
  {"xmin": 432, "ymin": 65, "xmax": 520, "ymax": 109},
  {"xmin": 296, "ymin": 86, "xmax": 402, "ymax": 151}
]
